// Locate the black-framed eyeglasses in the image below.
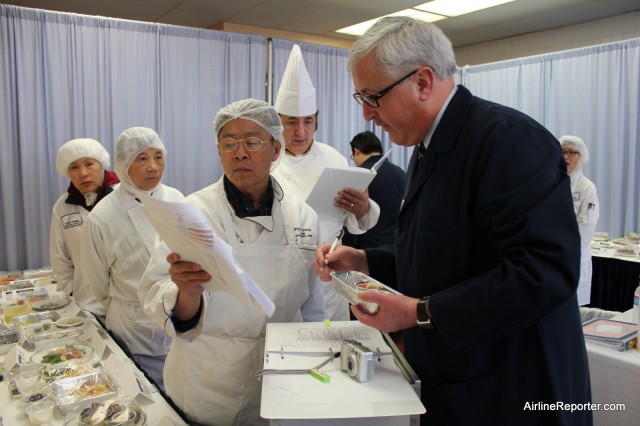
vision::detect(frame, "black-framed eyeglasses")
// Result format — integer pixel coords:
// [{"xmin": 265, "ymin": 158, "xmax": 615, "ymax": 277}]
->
[
  {"xmin": 562, "ymin": 150, "xmax": 580, "ymax": 158},
  {"xmin": 352, "ymin": 69, "xmax": 419, "ymax": 108},
  {"xmin": 218, "ymin": 137, "xmax": 272, "ymax": 152}
]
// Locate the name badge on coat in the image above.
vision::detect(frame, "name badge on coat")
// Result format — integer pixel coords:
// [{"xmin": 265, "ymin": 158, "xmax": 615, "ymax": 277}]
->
[{"xmin": 61, "ymin": 213, "xmax": 83, "ymax": 229}]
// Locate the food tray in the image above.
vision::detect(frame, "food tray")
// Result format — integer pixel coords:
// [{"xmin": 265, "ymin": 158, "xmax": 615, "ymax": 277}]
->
[
  {"xmin": 42, "ymin": 362, "xmax": 101, "ymax": 384},
  {"xmin": 64, "ymin": 397, "xmax": 147, "ymax": 425},
  {"xmin": 0, "ymin": 323, "xmax": 20, "ymax": 354},
  {"xmin": 26, "ymin": 325, "xmax": 85, "ymax": 344},
  {"xmin": 11, "ymin": 311, "xmax": 61, "ymax": 327},
  {"xmin": 52, "ymin": 371, "xmax": 120, "ymax": 415},
  {"xmin": 330, "ymin": 271, "xmax": 401, "ymax": 314}
]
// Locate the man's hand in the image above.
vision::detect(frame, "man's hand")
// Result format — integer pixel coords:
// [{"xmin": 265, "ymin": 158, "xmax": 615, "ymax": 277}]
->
[{"xmin": 336, "ymin": 187, "xmax": 370, "ymax": 219}]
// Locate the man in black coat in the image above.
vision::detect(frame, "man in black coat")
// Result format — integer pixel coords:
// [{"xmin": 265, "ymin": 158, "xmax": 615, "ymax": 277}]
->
[
  {"xmin": 342, "ymin": 131, "xmax": 406, "ymax": 249},
  {"xmin": 314, "ymin": 16, "xmax": 591, "ymax": 426}
]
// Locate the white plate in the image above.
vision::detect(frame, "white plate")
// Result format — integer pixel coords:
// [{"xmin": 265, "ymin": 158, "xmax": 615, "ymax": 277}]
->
[
  {"xmin": 55, "ymin": 317, "xmax": 85, "ymax": 329},
  {"xmin": 31, "ymin": 298, "xmax": 70, "ymax": 312},
  {"xmin": 31, "ymin": 343, "xmax": 94, "ymax": 365},
  {"xmin": 64, "ymin": 397, "xmax": 146, "ymax": 425}
]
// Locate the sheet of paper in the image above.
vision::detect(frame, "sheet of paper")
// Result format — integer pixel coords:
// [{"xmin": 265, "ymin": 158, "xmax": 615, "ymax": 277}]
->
[
  {"xmin": 370, "ymin": 147, "xmax": 393, "ymax": 173},
  {"xmin": 139, "ymin": 196, "xmax": 275, "ymax": 317},
  {"xmin": 305, "ymin": 167, "xmax": 376, "ymax": 221},
  {"xmin": 265, "ymin": 320, "xmax": 391, "ymax": 356},
  {"xmin": 260, "ymin": 321, "xmax": 425, "ymax": 420}
]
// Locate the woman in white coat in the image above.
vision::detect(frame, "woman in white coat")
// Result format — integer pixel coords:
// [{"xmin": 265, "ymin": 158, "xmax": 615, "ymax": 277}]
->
[
  {"xmin": 49, "ymin": 138, "xmax": 119, "ymax": 295},
  {"xmin": 138, "ymin": 99, "xmax": 324, "ymax": 426},
  {"xmin": 560, "ymin": 135, "xmax": 600, "ymax": 305},
  {"xmin": 76, "ymin": 127, "xmax": 184, "ymax": 391}
]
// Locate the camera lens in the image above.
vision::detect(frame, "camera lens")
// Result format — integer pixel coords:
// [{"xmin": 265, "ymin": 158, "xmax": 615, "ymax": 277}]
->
[{"xmin": 346, "ymin": 354, "xmax": 358, "ymax": 377}]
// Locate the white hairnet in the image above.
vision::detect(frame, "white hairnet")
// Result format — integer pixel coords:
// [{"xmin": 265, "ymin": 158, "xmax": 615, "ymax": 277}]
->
[
  {"xmin": 215, "ymin": 99, "xmax": 284, "ymax": 143},
  {"xmin": 559, "ymin": 135, "xmax": 589, "ymax": 165},
  {"xmin": 114, "ymin": 127, "xmax": 167, "ymax": 189},
  {"xmin": 214, "ymin": 99, "xmax": 283, "ymax": 170},
  {"xmin": 56, "ymin": 138, "xmax": 110, "ymax": 177}
]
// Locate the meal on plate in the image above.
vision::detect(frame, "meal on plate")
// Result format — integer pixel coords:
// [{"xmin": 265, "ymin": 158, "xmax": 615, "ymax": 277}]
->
[
  {"xmin": 79, "ymin": 400, "xmax": 142, "ymax": 425},
  {"xmin": 31, "ymin": 298, "xmax": 70, "ymax": 312},
  {"xmin": 39, "ymin": 345, "xmax": 89, "ymax": 364}
]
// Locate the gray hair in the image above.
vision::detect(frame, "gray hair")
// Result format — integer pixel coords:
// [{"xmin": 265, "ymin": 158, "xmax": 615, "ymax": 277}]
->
[{"xmin": 348, "ymin": 16, "xmax": 457, "ymax": 80}]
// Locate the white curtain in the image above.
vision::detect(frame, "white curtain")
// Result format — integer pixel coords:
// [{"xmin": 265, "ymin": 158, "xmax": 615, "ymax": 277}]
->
[
  {"xmin": 0, "ymin": 5, "xmax": 266, "ymax": 270},
  {"xmin": 459, "ymin": 39, "xmax": 640, "ymax": 238},
  {"xmin": 271, "ymin": 39, "xmax": 413, "ymax": 173},
  {"xmin": 3, "ymin": 3, "xmax": 637, "ymax": 270}
]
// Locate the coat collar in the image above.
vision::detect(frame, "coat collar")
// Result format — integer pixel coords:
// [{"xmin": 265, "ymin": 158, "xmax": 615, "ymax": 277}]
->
[{"xmin": 402, "ymin": 85, "xmax": 473, "ymax": 212}]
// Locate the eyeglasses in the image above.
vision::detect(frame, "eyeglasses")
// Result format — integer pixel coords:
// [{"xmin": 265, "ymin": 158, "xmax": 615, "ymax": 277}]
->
[
  {"xmin": 218, "ymin": 137, "xmax": 272, "ymax": 152},
  {"xmin": 353, "ymin": 69, "xmax": 419, "ymax": 108},
  {"xmin": 562, "ymin": 150, "xmax": 580, "ymax": 158}
]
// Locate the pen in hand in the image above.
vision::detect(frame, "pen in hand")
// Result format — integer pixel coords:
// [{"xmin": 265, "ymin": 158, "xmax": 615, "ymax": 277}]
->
[{"xmin": 320, "ymin": 229, "xmax": 344, "ymax": 273}]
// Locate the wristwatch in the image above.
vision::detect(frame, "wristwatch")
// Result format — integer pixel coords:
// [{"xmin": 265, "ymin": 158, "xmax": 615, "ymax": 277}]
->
[{"xmin": 416, "ymin": 296, "xmax": 434, "ymax": 329}]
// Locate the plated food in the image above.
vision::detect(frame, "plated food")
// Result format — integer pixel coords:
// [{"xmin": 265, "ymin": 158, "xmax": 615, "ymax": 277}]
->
[
  {"xmin": 31, "ymin": 343, "xmax": 94, "ymax": 365},
  {"xmin": 31, "ymin": 297, "xmax": 71, "ymax": 312},
  {"xmin": 65, "ymin": 398, "xmax": 146, "ymax": 425},
  {"xmin": 56, "ymin": 317, "xmax": 85, "ymax": 329}
]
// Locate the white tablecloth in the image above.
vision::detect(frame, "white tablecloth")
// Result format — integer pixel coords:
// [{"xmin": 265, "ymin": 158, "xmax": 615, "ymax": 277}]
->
[
  {"xmin": 1, "ymin": 303, "xmax": 187, "ymax": 426},
  {"xmin": 587, "ymin": 310, "xmax": 640, "ymax": 425}
]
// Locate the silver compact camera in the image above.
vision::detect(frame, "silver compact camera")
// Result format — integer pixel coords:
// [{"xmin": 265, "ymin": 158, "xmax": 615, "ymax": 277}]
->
[{"xmin": 340, "ymin": 339, "xmax": 374, "ymax": 382}]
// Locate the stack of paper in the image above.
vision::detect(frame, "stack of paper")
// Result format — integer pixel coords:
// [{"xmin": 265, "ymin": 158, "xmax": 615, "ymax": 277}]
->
[
  {"xmin": 138, "ymin": 195, "xmax": 275, "ymax": 317},
  {"xmin": 582, "ymin": 318, "xmax": 638, "ymax": 351}
]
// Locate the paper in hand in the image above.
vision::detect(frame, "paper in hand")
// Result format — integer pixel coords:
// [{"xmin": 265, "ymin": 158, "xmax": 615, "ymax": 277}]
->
[
  {"xmin": 138, "ymin": 195, "xmax": 275, "ymax": 317},
  {"xmin": 305, "ymin": 167, "xmax": 376, "ymax": 221}
]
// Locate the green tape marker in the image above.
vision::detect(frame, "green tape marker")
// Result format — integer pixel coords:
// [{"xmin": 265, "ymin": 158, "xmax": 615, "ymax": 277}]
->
[{"xmin": 309, "ymin": 368, "xmax": 330, "ymax": 383}]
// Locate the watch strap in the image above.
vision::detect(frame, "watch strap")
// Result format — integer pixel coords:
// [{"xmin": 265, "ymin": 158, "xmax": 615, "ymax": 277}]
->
[{"xmin": 416, "ymin": 296, "xmax": 434, "ymax": 329}]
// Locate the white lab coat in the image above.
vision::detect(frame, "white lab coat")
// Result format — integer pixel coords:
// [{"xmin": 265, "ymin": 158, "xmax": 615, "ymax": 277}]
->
[
  {"xmin": 49, "ymin": 194, "xmax": 92, "ymax": 295},
  {"xmin": 138, "ymin": 177, "xmax": 324, "ymax": 425},
  {"xmin": 76, "ymin": 184, "xmax": 184, "ymax": 359},
  {"xmin": 569, "ymin": 168, "xmax": 599, "ymax": 305},
  {"xmin": 272, "ymin": 141, "xmax": 380, "ymax": 320}
]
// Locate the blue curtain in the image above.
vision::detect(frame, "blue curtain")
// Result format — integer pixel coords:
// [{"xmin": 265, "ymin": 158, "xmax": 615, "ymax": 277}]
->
[
  {"xmin": 459, "ymin": 39, "xmax": 640, "ymax": 238},
  {"xmin": 0, "ymin": 5, "xmax": 266, "ymax": 269},
  {"xmin": 2, "ymin": 3, "xmax": 638, "ymax": 270}
]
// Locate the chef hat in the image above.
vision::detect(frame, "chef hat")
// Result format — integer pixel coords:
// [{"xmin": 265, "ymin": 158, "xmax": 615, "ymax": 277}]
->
[
  {"xmin": 114, "ymin": 127, "xmax": 167, "ymax": 188},
  {"xmin": 559, "ymin": 135, "xmax": 589, "ymax": 165},
  {"xmin": 56, "ymin": 138, "xmax": 110, "ymax": 177},
  {"xmin": 274, "ymin": 45, "xmax": 317, "ymax": 117},
  {"xmin": 215, "ymin": 99, "xmax": 283, "ymax": 143}
]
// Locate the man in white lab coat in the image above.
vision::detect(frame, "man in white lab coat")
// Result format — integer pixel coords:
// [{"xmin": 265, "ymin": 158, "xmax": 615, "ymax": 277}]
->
[
  {"xmin": 271, "ymin": 45, "xmax": 380, "ymax": 320},
  {"xmin": 76, "ymin": 127, "xmax": 184, "ymax": 391},
  {"xmin": 138, "ymin": 99, "xmax": 324, "ymax": 425},
  {"xmin": 560, "ymin": 135, "xmax": 600, "ymax": 305}
]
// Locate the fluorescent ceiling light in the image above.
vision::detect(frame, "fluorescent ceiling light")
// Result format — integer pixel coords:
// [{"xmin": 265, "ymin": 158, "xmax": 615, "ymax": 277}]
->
[
  {"xmin": 337, "ymin": 0, "xmax": 516, "ymax": 36},
  {"xmin": 415, "ymin": 0, "xmax": 516, "ymax": 17},
  {"xmin": 336, "ymin": 9, "xmax": 444, "ymax": 36}
]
